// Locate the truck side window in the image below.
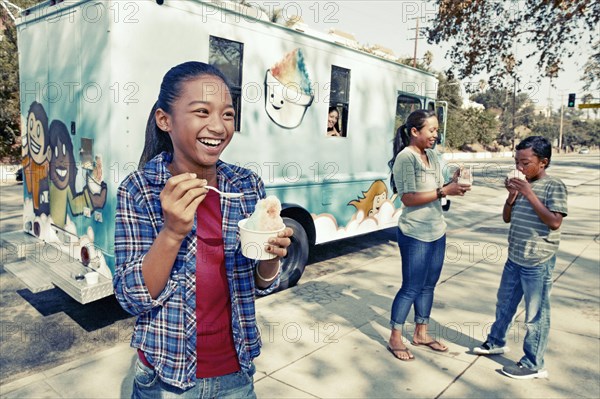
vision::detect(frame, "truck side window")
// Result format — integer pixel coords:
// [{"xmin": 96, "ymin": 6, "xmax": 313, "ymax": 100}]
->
[
  {"xmin": 209, "ymin": 36, "xmax": 244, "ymax": 132},
  {"xmin": 394, "ymin": 94, "xmax": 421, "ymax": 136},
  {"xmin": 327, "ymin": 66, "xmax": 350, "ymax": 137}
]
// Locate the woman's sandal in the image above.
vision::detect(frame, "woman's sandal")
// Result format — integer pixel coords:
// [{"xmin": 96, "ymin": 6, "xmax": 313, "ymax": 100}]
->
[
  {"xmin": 411, "ymin": 340, "xmax": 449, "ymax": 352},
  {"xmin": 387, "ymin": 345, "xmax": 415, "ymax": 361}
]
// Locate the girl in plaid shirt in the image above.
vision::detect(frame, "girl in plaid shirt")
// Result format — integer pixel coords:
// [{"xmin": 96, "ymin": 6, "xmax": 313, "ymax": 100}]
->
[{"xmin": 114, "ymin": 62, "xmax": 292, "ymax": 398}]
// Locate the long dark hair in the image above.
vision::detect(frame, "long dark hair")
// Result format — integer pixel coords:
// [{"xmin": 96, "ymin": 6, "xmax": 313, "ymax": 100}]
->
[
  {"xmin": 138, "ymin": 62, "xmax": 232, "ymax": 169},
  {"xmin": 388, "ymin": 109, "xmax": 437, "ymax": 193}
]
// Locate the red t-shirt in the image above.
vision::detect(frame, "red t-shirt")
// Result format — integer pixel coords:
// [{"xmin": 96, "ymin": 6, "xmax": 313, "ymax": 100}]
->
[{"xmin": 195, "ymin": 190, "xmax": 240, "ymax": 378}]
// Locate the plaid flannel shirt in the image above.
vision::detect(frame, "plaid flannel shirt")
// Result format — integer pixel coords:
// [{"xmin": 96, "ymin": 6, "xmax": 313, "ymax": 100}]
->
[{"xmin": 113, "ymin": 152, "xmax": 278, "ymax": 390}]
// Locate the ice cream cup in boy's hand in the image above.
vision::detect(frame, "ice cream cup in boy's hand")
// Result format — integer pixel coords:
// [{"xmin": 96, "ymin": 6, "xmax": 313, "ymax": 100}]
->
[
  {"xmin": 507, "ymin": 168, "xmax": 526, "ymax": 181},
  {"xmin": 238, "ymin": 196, "xmax": 286, "ymax": 260}
]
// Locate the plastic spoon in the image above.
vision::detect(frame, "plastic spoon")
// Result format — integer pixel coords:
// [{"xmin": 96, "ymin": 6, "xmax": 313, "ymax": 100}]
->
[{"xmin": 204, "ymin": 185, "xmax": 244, "ymax": 198}]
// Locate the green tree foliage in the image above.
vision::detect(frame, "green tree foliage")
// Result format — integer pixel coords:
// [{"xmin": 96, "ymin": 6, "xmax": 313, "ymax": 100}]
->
[
  {"xmin": 427, "ymin": 1, "xmax": 600, "ymax": 86},
  {"xmin": 528, "ymin": 109, "xmax": 600, "ymax": 149},
  {"xmin": 0, "ymin": 0, "xmax": 39, "ymax": 162},
  {"xmin": 582, "ymin": 40, "xmax": 600, "ymax": 91},
  {"xmin": 472, "ymin": 89, "xmax": 535, "ymax": 147},
  {"xmin": 529, "ymin": 119, "xmax": 557, "ymax": 142},
  {"xmin": 436, "ymin": 76, "xmax": 462, "ymax": 108},
  {"xmin": 443, "ymin": 107, "xmax": 498, "ymax": 150},
  {"xmin": 436, "ymin": 75, "xmax": 498, "ymax": 149}
]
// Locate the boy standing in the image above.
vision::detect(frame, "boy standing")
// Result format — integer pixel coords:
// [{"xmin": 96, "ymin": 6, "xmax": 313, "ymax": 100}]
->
[{"xmin": 473, "ymin": 136, "xmax": 568, "ymax": 379}]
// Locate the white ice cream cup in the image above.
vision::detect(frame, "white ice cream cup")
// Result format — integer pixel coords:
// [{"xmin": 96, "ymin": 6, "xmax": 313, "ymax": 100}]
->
[
  {"xmin": 507, "ymin": 169, "xmax": 526, "ymax": 181},
  {"xmin": 458, "ymin": 165, "xmax": 474, "ymax": 186},
  {"xmin": 238, "ymin": 218, "xmax": 286, "ymax": 260},
  {"xmin": 85, "ymin": 271, "xmax": 99, "ymax": 285}
]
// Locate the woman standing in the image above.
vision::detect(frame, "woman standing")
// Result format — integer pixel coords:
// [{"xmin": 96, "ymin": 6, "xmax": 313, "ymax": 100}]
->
[{"xmin": 387, "ymin": 109, "xmax": 470, "ymax": 361}]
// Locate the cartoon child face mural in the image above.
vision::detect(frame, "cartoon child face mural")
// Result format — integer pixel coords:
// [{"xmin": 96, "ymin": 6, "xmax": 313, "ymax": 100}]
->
[
  {"xmin": 348, "ymin": 180, "xmax": 389, "ymax": 218},
  {"xmin": 26, "ymin": 102, "xmax": 50, "ymax": 165},
  {"xmin": 48, "ymin": 120, "xmax": 107, "ymax": 229},
  {"xmin": 265, "ymin": 48, "xmax": 314, "ymax": 129},
  {"xmin": 49, "ymin": 120, "xmax": 76, "ymax": 192},
  {"xmin": 22, "ymin": 101, "xmax": 51, "ymax": 216}
]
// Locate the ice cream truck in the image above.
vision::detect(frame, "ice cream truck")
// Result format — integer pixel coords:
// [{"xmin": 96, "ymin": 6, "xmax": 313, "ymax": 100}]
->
[{"xmin": 2, "ymin": 0, "xmax": 445, "ymax": 303}]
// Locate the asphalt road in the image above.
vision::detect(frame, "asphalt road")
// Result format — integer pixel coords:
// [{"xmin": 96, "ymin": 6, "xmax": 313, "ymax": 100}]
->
[{"xmin": 0, "ymin": 154, "xmax": 598, "ymax": 385}]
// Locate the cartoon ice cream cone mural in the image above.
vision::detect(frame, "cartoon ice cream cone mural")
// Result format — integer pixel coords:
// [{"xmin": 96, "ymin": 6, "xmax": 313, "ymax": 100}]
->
[{"xmin": 265, "ymin": 48, "xmax": 314, "ymax": 128}]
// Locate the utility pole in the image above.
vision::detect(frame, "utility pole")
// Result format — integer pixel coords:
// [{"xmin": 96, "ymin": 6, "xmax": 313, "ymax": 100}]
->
[
  {"xmin": 558, "ymin": 93, "xmax": 564, "ymax": 152},
  {"xmin": 413, "ymin": 16, "xmax": 419, "ymax": 68},
  {"xmin": 511, "ymin": 77, "xmax": 517, "ymax": 150}
]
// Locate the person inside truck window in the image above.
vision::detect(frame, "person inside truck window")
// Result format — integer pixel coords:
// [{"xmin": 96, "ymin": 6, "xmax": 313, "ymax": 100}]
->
[
  {"xmin": 326, "ymin": 106, "xmax": 341, "ymax": 136},
  {"xmin": 113, "ymin": 61, "xmax": 292, "ymax": 398}
]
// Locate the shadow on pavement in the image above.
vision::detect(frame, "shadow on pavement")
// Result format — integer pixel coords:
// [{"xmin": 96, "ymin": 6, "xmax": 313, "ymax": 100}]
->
[{"xmin": 17, "ymin": 288, "xmax": 133, "ymax": 332}]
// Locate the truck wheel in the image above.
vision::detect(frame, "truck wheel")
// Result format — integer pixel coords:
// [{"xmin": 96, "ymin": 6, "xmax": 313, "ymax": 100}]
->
[{"xmin": 278, "ymin": 217, "xmax": 309, "ymax": 291}]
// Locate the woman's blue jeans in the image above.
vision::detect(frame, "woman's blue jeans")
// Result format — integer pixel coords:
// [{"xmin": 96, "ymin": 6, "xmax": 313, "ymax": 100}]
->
[
  {"xmin": 486, "ymin": 256, "xmax": 555, "ymax": 370},
  {"xmin": 390, "ymin": 228, "xmax": 446, "ymax": 329}
]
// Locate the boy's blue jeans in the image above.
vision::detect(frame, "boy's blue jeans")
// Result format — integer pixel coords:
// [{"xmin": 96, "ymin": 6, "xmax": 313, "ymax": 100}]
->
[
  {"xmin": 487, "ymin": 256, "xmax": 556, "ymax": 370},
  {"xmin": 390, "ymin": 229, "xmax": 446, "ymax": 329}
]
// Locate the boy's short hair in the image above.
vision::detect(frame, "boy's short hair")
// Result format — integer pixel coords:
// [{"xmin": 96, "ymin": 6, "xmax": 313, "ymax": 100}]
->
[{"xmin": 516, "ymin": 136, "xmax": 552, "ymax": 168}]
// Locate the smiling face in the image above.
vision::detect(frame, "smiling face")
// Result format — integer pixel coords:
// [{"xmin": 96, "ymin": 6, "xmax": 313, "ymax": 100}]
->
[
  {"xmin": 48, "ymin": 122, "xmax": 74, "ymax": 191},
  {"xmin": 410, "ymin": 116, "xmax": 439, "ymax": 150},
  {"xmin": 515, "ymin": 147, "xmax": 548, "ymax": 181},
  {"xmin": 264, "ymin": 70, "xmax": 314, "ymax": 128},
  {"xmin": 158, "ymin": 75, "xmax": 235, "ymax": 175},
  {"xmin": 327, "ymin": 109, "xmax": 339, "ymax": 129},
  {"xmin": 26, "ymin": 103, "xmax": 49, "ymax": 164},
  {"xmin": 373, "ymin": 192, "xmax": 386, "ymax": 211}
]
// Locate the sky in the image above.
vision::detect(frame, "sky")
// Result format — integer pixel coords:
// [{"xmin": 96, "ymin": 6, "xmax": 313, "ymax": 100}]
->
[{"xmin": 256, "ymin": 0, "xmax": 596, "ymax": 111}]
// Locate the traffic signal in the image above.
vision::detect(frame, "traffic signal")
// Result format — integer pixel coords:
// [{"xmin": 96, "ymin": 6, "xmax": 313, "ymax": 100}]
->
[{"xmin": 568, "ymin": 93, "xmax": 576, "ymax": 108}]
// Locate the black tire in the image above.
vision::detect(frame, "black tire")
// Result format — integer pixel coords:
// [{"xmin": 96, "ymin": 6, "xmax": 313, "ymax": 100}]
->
[{"xmin": 277, "ymin": 217, "xmax": 309, "ymax": 291}]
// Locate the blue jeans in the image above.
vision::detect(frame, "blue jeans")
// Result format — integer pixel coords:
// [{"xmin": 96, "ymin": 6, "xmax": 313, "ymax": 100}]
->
[
  {"xmin": 487, "ymin": 256, "xmax": 555, "ymax": 370},
  {"xmin": 390, "ymin": 229, "xmax": 446, "ymax": 329},
  {"xmin": 132, "ymin": 359, "xmax": 256, "ymax": 399}
]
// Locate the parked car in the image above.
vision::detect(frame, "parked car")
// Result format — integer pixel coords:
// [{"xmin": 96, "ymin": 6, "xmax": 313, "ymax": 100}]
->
[{"xmin": 579, "ymin": 147, "xmax": 590, "ymax": 154}]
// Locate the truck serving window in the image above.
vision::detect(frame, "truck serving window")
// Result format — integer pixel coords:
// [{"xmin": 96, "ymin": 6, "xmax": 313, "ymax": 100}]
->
[
  {"xmin": 394, "ymin": 94, "xmax": 421, "ymax": 136},
  {"xmin": 327, "ymin": 66, "xmax": 350, "ymax": 138},
  {"xmin": 209, "ymin": 36, "xmax": 244, "ymax": 132}
]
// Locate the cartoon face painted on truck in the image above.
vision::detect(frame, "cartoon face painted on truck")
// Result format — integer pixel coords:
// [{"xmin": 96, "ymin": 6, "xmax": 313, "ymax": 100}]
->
[
  {"xmin": 48, "ymin": 120, "xmax": 107, "ymax": 229},
  {"xmin": 264, "ymin": 48, "xmax": 314, "ymax": 129},
  {"xmin": 22, "ymin": 101, "xmax": 50, "ymax": 216}
]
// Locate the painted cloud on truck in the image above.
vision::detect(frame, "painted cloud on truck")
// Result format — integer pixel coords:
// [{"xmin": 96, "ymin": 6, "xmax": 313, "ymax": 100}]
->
[{"xmin": 264, "ymin": 48, "xmax": 314, "ymax": 129}]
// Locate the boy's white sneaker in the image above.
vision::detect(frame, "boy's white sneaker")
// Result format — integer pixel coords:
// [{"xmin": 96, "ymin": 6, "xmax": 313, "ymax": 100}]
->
[
  {"xmin": 473, "ymin": 340, "xmax": 509, "ymax": 355},
  {"xmin": 502, "ymin": 362, "xmax": 549, "ymax": 379}
]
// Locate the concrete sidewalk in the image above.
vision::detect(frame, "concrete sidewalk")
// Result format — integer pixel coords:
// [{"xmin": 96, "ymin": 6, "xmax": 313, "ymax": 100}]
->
[{"xmin": 1, "ymin": 186, "xmax": 599, "ymax": 398}]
